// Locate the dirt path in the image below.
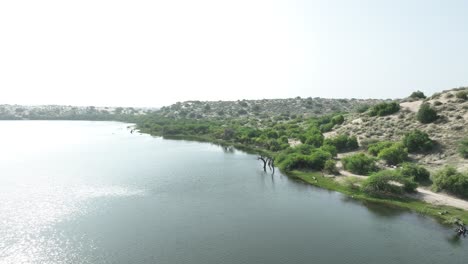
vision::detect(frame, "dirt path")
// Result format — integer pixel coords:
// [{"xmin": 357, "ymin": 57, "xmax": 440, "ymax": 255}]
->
[
  {"xmin": 334, "ymin": 160, "xmax": 468, "ymax": 210},
  {"xmin": 410, "ymin": 188, "xmax": 468, "ymax": 210}
]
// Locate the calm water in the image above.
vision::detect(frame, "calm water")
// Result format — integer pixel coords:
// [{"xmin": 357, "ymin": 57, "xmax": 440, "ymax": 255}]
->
[{"xmin": 0, "ymin": 121, "xmax": 467, "ymax": 264}]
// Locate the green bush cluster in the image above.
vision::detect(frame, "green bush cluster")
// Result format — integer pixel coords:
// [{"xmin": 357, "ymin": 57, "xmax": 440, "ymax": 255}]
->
[
  {"xmin": 324, "ymin": 135, "xmax": 359, "ymax": 152},
  {"xmin": 369, "ymin": 102, "xmax": 400, "ymax": 116},
  {"xmin": 319, "ymin": 114, "xmax": 345, "ymax": 132},
  {"xmin": 432, "ymin": 166, "xmax": 468, "ymax": 198},
  {"xmin": 402, "ymin": 130, "xmax": 434, "ymax": 153},
  {"xmin": 324, "ymin": 159, "xmax": 339, "ymax": 175},
  {"xmin": 456, "ymin": 91, "xmax": 467, "ymax": 100},
  {"xmin": 278, "ymin": 149, "xmax": 332, "ymax": 171},
  {"xmin": 458, "ymin": 138, "xmax": 468, "ymax": 158},
  {"xmin": 410, "ymin": 91, "xmax": 426, "ymax": 99},
  {"xmin": 416, "ymin": 103, "xmax": 438, "ymax": 123},
  {"xmin": 367, "ymin": 141, "xmax": 408, "ymax": 165},
  {"xmin": 377, "ymin": 143, "xmax": 408, "ymax": 165},
  {"xmin": 342, "ymin": 153, "xmax": 377, "ymax": 175},
  {"xmin": 363, "ymin": 170, "xmax": 417, "ymax": 196},
  {"xmin": 399, "ymin": 163, "xmax": 430, "ymax": 182},
  {"xmin": 367, "ymin": 141, "xmax": 394, "ymax": 156},
  {"xmin": 355, "ymin": 105, "xmax": 370, "ymax": 113}
]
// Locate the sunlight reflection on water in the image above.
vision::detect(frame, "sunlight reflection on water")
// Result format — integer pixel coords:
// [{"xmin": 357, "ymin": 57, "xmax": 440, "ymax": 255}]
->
[{"xmin": 0, "ymin": 185, "xmax": 145, "ymax": 264}]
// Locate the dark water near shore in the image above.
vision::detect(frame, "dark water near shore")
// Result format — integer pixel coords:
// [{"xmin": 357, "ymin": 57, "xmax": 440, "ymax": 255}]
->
[{"xmin": 0, "ymin": 121, "xmax": 467, "ymax": 264}]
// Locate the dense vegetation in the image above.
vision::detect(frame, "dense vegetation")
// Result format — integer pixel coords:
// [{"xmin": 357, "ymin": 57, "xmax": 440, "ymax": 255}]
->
[
  {"xmin": 377, "ymin": 143, "xmax": 408, "ymax": 165},
  {"xmin": 433, "ymin": 166, "xmax": 468, "ymax": 198},
  {"xmin": 139, "ymin": 112, "xmax": 353, "ymax": 174},
  {"xmin": 363, "ymin": 170, "xmax": 417, "ymax": 196},
  {"xmin": 323, "ymin": 134, "xmax": 358, "ymax": 152},
  {"xmin": 341, "ymin": 153, "xmax": 377, "ymax": 175},
  {"xmin": 368, "ymin": 102, "xmax": 400, "ymax": 117},
  {"xmin": 399, "ymin": 163, "xmax": 430, "ymax": 183},
  {"xmin": 402, "ymin": 130, "xmax": 434, "ymax": 153}
]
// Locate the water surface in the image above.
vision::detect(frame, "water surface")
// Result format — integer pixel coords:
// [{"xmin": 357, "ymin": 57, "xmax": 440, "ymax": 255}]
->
[{"xmin": 0, "ymin": 121, "xmax": 466, "ymax": 264}]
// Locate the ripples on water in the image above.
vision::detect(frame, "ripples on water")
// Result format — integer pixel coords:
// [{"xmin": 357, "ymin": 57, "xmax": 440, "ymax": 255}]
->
[{"xmin": 0, "ymin": 184, "xmax": 144, "ymax": 263}]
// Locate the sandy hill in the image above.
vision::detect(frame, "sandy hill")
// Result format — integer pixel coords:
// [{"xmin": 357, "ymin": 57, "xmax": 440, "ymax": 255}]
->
[
  {"xmin": 329, "ymin": 87, "xmax": 468, "ymax": 170},
  {"xmin": 158, "ymin": 97, "xmax": 387, "ymax": 119}
]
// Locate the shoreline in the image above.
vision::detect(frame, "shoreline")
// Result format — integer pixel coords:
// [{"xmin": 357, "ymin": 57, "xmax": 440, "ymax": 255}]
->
[{"xmin": 141, "ymin": 131, "xmax": 468, "ymax": 225}]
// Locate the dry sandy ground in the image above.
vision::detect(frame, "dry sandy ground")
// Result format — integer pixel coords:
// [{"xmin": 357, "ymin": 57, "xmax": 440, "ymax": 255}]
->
[{"xmin": 400, "ymin": 100, "xmax": 423, "ymax": 112}]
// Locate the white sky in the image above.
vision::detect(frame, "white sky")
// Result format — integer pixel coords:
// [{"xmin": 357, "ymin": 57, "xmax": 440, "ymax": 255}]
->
[{"xmin": 1, "ymin": 0, "xmax": 467, "ymax": 107}]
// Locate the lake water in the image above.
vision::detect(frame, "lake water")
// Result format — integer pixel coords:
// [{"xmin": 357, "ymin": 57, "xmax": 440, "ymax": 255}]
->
[{"xmin": 0, "ymin": 121, "xmax": 467, "ymax": 264}]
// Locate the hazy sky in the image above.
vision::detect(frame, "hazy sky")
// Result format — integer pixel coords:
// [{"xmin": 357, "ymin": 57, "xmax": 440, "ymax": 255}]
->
[{"xmin": 1, "ymin": 0, "xmax": 467, "ymax": 107}]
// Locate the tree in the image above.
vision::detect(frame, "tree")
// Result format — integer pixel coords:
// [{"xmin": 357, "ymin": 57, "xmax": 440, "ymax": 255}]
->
[
  {"xmin": 367, "ymin": 141, "xmax": 394, "ymax": 156},
  {"xmin": 363, "ymin": 170, "xmax": 417, "ymax": 195},
  {"xmin": 278, "ymin": 150, "xmax": 331, "ymax": 171},
  {"xmin": 409, "ymin": 91, "xmax": 426, "ymax": 99},
  {"xmin": 324, "ymin": 135, "xmax": 358, "ymax": 152},
  {"xmin": 416, "ymin": 103, "xmax": 437, "ymax": 123},
  {"xmin": 331, "ymin": 115, "xmax": 345, "ymax": 125},
  {"xmin": 432, "ymin": 166, "xmax": 468, "ymax": 198},
  {"xmin": 402, "ymin": 130, "xmax": 434, "ymax": 153},
  {"xmin": 342, "ymin": 153, "xmax": 377, "ymax": 175},
  {"xmin": 399, "ymin": 163, "xmax": 430, "ymax": 182},
  {"xmin": 377, "ymin": 143, "xmax": 408, "ymax": 165},
  {"xmin": 369, "ymin": 102, "xmax": 400, "ymax": 116}
]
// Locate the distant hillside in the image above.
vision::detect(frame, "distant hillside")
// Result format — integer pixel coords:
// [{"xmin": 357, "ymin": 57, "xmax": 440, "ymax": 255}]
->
[
  {"xmin": 0, "ymin": 104, "xmax": 156, "ymax": 120},
  {"xmin": 158, "ymin": 97, "xmax": 388, "ymax": 119},
  {"xmin": 328, "ymin": 87, "xmax": 468, "ymax": 170}
]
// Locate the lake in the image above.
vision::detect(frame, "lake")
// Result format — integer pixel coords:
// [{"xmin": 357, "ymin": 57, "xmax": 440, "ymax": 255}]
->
[{"xmin": 0, "ymin": 121, "xmax": 466, "ymax": 264}]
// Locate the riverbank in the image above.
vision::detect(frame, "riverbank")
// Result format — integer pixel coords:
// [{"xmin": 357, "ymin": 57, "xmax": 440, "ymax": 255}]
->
[
  {"xmin": 137, "ymin": 128, "xmax": 468, "ymax": 225},
  {"xmin": 290, "ymin": 171, "xmax": 468, "ymax": 224}
]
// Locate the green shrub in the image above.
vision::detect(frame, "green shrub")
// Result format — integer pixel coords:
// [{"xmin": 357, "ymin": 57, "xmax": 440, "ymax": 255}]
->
[
  {"xmin": 363, "ymin": 170, "xmax": 417, "ymax": 195},
  {"xmin": 267, "ymin": 139, "xmax": 282, "ymax": 151},
  {"xmin": 458, "ymin": 138, "xmax": 468, "ymax": 158},
  {"xmin": 342, "ymin": 153, "xmax": 377, "ymax": 175},
  {"xmin": 399, "ymin": 163, "xmax": 430, "ymax": 182},
  {"xmin": 293, "ymin": 144, "xmax": 316, "ymax": 155},
  {"xmin": 402, "ymin": 130, "xmax": 434, "ymax": 153},
  {"xmin": 377, "ymin": 143, "xmax": 408, "ymax": 165},
  {"xmin": 320, "ymin": 122, "xmax": 334, "ymax": 133},
  {"xmin": 324, "ymin": 159, "xmax": 339, "ymax": 175},
  {"xmin": 279, "ymin": 149, "xmax": 331, "ymax": 171},
  {"xmin": 331, "ymin": 115, "xmax": 345, "ymax": 125},
  {"xmin": 304, "ymin": 133, "xmax": 324, "ymax": 147},
  {"xmin": 356, "ymin": 105, "xmax": 370, "ymax": 113},
  {"xmin": 324, "ymin": 135, "xmax": 359, "ymax": 152},
  {"xmin": 417, "ymin": 103, "xmax": 438, "ymax": 123},
  {"xmin": 456, "ymin": 91, "xmax": 467, "ymax": 100},
  {"xmin": 410, "ymin": 91, "xmax": 426, "ymax": 99},
  {"xmin": 369, "ymin": 102, "xmax": 400, "ymax": 116},
  {"xmin": 367, "ymin": 141, "xmax": 394, "ymax": 156},
  {"xmin": 432, "ymin": 166, "xmax": 468, "ymax": 198},
  {"xmin": 320, "ymin": 144, "xmax": 338, "ymax": 157}
]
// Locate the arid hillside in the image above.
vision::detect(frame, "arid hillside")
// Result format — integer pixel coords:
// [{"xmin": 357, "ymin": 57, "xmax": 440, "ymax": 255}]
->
[
  {"xmin": 158, "ymin": 97, "xmax": 387, "ymax": 120},
  {"xmin": 329, "ymin": 87, "xmax": 468, "ymax": 170}
]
